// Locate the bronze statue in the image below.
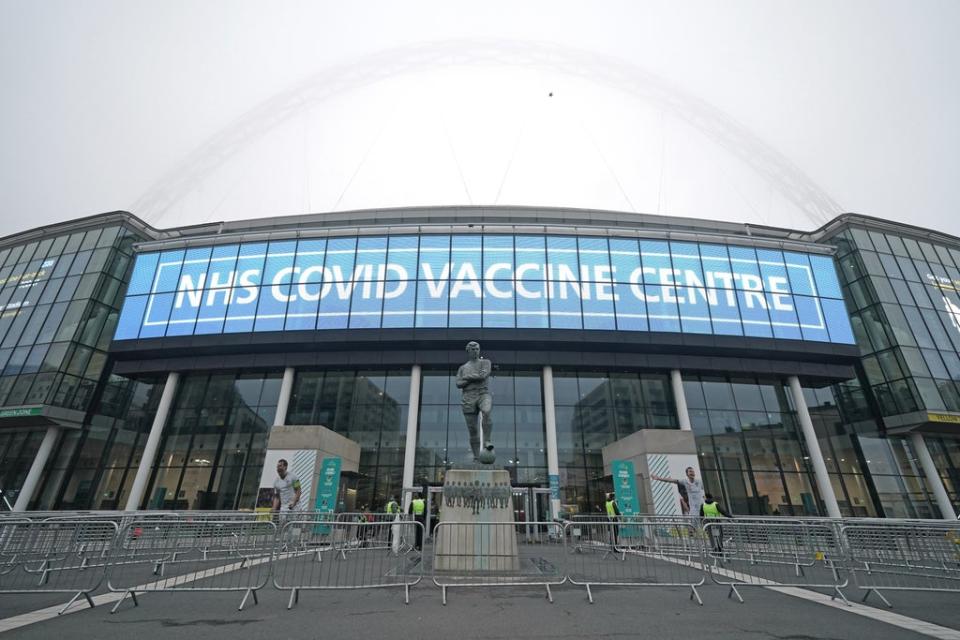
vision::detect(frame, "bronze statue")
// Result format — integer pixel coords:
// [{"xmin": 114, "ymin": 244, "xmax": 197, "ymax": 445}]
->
[{"xmin": 456, "ymin": 341, "xmax": 494, "ymax": 462}]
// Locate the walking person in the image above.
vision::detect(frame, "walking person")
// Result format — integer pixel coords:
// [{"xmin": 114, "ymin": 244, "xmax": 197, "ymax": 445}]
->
[
  {"xmin": 651, "ymin": 467, "xmax": 705, "ymax": 518},
  {"xmin": 700, "ymin": 493, "xmax": 732, "ymax": 554}
]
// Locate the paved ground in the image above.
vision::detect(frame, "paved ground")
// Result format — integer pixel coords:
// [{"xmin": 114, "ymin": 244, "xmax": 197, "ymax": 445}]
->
[
  {"xmin": 2, "ymin": 527, "xmax": 959, "ymax": 640},
  {"xmin": 2, "ymin": 578, "xmax": 960, "ymax": 640}
]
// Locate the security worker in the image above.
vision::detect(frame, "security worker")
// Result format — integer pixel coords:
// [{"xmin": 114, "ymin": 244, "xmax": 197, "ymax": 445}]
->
[
  {"xmin": 409, "ymin": 494, "xmax": 426, "ymax": 550},
  {"xmin": 386, "ymin": 496, "xmax": 400, "ymax": 515},
  {"xmin": 699, "ymin": 493, "xmax": 732, "ymax": 554},
  {"xmin": 604, "ymin": 492, "xmax": 621, "ymax": 546}
]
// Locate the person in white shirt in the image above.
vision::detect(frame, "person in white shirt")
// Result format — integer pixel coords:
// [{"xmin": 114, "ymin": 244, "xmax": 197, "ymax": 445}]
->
[
  {"xmin": 272, "ymin": 459, "xmax": 302, "ymax": 512},
  {"xmin": 651, "ymin": 466, "xmax": 704, "ymax": 517}
]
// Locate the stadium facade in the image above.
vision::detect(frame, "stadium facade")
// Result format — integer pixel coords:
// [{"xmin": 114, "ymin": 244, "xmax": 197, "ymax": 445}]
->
[{"xmin": 0, "ymin": 206, "xmax": 958, "ymax": 520}]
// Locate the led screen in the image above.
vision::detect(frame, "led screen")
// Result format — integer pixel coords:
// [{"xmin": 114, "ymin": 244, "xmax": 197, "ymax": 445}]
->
[{"xmin": 113, "ymin": 235, "xmax": 855, "ymax": 344}]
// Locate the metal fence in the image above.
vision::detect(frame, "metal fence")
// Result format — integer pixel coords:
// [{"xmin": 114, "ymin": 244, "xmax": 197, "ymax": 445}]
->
[
  {"xmin": 565, "ymin": 517, "xmax": 707, "ymax": 604},
  {"xmin": 703, "ymin": 519, "xmax": 848, "ymax": 603},
  {"xmin": 0, "ymin": 518, "xmax": 118, "ymax": 614},
  {"xmin": 432, "ymin": 521, "xmax": 565, "ymax": 604},
  {"xmin": 106, "ymin": 518, "xmax": 276, "ymax": 613},
  {"xmin": 840, "ymin": 521, "xmax": 960, "ymax": 607},
  {"xmin": 273, "ymin": 519, "xmax": 423, "ymax": 609},
  {"xmin": 2, "ymin": 509, "xmax": 959, "ymax": 612}
]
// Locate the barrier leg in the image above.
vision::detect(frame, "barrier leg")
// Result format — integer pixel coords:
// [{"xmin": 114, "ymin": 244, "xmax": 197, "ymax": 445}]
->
[
  {"xmin": 727, "ymin": 584, "xmax": 744, "ymax": 603},
  {"xmin": 831, "ymin": 586, "xmax": 850, "ymax": 606},
  {"xmin": 238, "ymin": 588, "xmax": 258, "ymax": 611},
  {"xmin": 404, "ymin": 584, "xmax": 410, "ymax": 605},
  {"xmin": 58, "ymin": 590, "xmax": 94, "ymax": 615},
  {"xmin": 545, "ymin": 584, "xmax": 553, "ymax": 603},
  {"xmin": 862, "ymin": 587, "xmax": 892, "ymax": 608},
  {"xmin": 442, "ymin": 585, "xmax": 447, "ymax": 606},
  {"xmin": 586, "ymin": 584, "xmax": 594, "ymax": 604},
  {"xmin": 287, "ymin": 588, "xmax": 299, "ymax": 610},
  {"xmin": 110, "ymin": 590, "xmax": 138, "ymax": 614},
  {"xmin": 690, "ymin": 585, "xmax": 703, "ymax": 606}
]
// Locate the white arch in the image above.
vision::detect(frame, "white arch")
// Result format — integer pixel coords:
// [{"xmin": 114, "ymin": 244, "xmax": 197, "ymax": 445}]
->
[{"xmin": 134, "ymin": 39, "xmax": 841, "ymax": 227}]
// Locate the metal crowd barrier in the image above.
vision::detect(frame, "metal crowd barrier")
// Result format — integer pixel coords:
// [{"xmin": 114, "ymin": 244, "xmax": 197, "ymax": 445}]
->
[
  {"xmin": 107, "ymin": 518, "xmax": 276, "ymax": 613},
  {"xmin": 333, "ymin": 513, "xmax": 414, "ymax": 554},
  {"xmin": 432, "ymin": 521, "xmax": 565, "ymax": 605},
  {"xmin": 565, "ymin": 517, "xmax": 707, "ymax": 604},
  {"xmin": 273, "ymin": 519, "xmax": 423, "ymax": 609},
  {"xmin": 703, "ymin": 520, "xmax": 848, "ymax": 603},
  {"xmin": 840, "ymin": 521, "xmax": 960, "ymax": 607},
  {"xmin": 0, "ymin": 518, "xmax": 118, "ymax": 614}
]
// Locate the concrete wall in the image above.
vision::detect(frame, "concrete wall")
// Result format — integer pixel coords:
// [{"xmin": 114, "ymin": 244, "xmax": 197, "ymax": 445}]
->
[
  {"xmin": 265, "ymin": 424, "xmax": 361, "ymax": 473},
  {"xmin": 601, "ymin": 430, "xmax": 698, "ymax": 514}
]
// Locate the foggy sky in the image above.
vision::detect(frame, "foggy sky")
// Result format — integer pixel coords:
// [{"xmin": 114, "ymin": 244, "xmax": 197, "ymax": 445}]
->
[{"xmin": 1, "ymin": 1, "xmax": 958, "ymax": 237}]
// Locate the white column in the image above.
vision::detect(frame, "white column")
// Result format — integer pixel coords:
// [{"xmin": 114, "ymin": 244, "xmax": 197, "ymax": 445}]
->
[
  {"xmin": 13, "ymin": 426, "xmax": 60, "ymax": 511},
  {"xmin": 273, "ymin": 366, "xmax": 296, "ymax": 426},
  {"xmin": 787, "ymin": 376, "xmax": 841, "ymax": 519},
  {"xmin": 401, "ymin": 365, "xmax": 422, "ymax": 512},
  {"xmin": 910, "ymin": 432, "xmax": 957, "ymax": 520},
  {"xmin": 124, "ymin": 371, "xmax": 180, "ymax": 511},
  {"xmin": 542, "ymin": 365, "xmax": 561, "ymax": 520},
  {"xmin": 670, "ymin": 369, "xmax": 691, "ymax": 431}
]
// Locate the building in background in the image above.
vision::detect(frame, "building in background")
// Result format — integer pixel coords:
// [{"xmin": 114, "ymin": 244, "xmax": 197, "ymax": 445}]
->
[{"xmin": 0, "ymin": 206, "xmax": 956, "ymax": 519}]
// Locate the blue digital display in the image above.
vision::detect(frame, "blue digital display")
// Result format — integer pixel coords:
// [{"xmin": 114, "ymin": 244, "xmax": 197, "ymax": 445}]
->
[{"xmin": 113, "ymin": 234, "xmax": 855, "ymax": 344}]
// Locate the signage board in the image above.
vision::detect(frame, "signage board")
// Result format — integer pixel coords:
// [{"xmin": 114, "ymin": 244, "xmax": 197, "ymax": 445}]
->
[
  {"xmin": 314, "ymin": 457, "xmax": 342, "ymax": 534},
  {"xmin": 611, "ymin": 459, "xmax": 641, "ymax": 538},
  {"xmin": 115, "ymin": 235, "xmax": 854, "ymax": 344}
]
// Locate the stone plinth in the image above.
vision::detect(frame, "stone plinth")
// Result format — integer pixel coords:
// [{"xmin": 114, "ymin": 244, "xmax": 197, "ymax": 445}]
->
[{"xmin": 434, "ymin": 468, "xmax": 519, "ymax": 572}]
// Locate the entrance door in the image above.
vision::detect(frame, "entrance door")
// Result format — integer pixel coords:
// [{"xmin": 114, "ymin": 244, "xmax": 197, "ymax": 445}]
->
[
  {"xmin": 531, "ymin": 488, "xmax": 553, "ymax": 521},
  {"xmin": 401, "ymin": 486, "xmax": 443, "ymax": 541},
  {"xmin": 426, "ymin": 486, "xmax": 443, "ymax": 539}
]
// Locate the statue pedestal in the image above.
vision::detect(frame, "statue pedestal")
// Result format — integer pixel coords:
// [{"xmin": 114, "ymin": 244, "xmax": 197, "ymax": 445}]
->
[{"xmin": 434, "ymin": 467, "xmax": 519, "ymax": 572}]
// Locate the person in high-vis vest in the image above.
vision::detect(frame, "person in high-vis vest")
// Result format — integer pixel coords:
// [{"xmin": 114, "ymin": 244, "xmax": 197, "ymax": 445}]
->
[
  {"xmin": 699, "ymin": 493, "xmax": 732, "ymax": 554},
  {"xmin": 409, "ymin": 495, "xmax": 426, "ymax": 550},
  {"xmin": 386, "ymin": 496, "xmax": 400, "ymax": 515},
  {"xmin": 604, "ymin": 492, "xmax": 621, "ymax": 547},
  {"xmin": 385, "ymin": 496, "xmax": 400, "ymax": 545}
]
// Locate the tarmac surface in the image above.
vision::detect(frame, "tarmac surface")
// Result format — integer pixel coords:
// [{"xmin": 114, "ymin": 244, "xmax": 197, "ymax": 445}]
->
[
  {"xmin": 2, "ymin": 567, "xmax": 959, "ymax": 640},
  {"xmin": 1, "ymin": 521, "xmax": 959, "ymax": 639}
]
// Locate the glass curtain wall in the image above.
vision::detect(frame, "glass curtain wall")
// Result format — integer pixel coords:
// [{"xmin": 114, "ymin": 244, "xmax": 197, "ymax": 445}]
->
[
  {"xmin": 682, "ymin": 375, "xmax": 822, "ymax": 516},
  {"xmin": 287, "ymin": 369, "xmax": 410, "ymax": 511},
  {"xmin": 0, "ymin": 430, "xmax": 45, "ymax": 505},
  {"xmin": 416, "ymin": 369, "xmax": 546, "ymax": 489},
  {"xmin": 0, "ymin": 224, "xmax": 140, "ymax": 412},
  {"xmin": 138, "ymin": 371, "xmax": 280, "ymax": 510},
  {"xmin": 552, "ymin": 370, "xmax": 676, "ymax": 515},
  {"xmin": 831, "ymin": 225, "xmax": 960, "ymax": 415}
]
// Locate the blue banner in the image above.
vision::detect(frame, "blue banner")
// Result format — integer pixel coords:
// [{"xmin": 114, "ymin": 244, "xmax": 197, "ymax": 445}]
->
[
  {"xmin": 114, "ymin": 234, "xmax": 854, "ymax": 344},
  {"xmin": 611, "ymin": 459, "xmax": 641, "ymax": 538},
  {"xmin": 314, "ymin": 457, "xmax": 341, "ymax": 534}
]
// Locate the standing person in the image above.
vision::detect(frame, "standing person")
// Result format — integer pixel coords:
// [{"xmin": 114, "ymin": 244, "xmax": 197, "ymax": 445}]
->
[
  {"xmin": 385, "ymin": 495, "xmax": 401, "ymax": 549},
  {"xmin": 651, "ymin": 467, "xmax": 704, "ymax": 518},
  {"xmin": 700, "ymin": 493, "xmax": 732, "ymax": 553},
  {"xmin": 409, "ymin": 493, "xmax": 426, "ymax": 551},
  {"xmin": 604, "ymin": 492, "xmax": 621, "ymax": 547},
  {"xmin": 386, "ymin": 495, "xmax": 400, "ymax": 516}
]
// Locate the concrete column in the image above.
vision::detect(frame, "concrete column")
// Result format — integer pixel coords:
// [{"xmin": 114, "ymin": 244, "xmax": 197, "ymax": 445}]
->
[
  {"xmin": 124, "ymin": 371, "xmax": 180, "ymax": 511},
  {"xmin": 542, "ymin": 365, "xmax": 561, "ymax": 520},
  {"xmin": 670, "ymin": 369, "xmax": 691, "ymax": 431},
  {"xmin": 787, "ymin": 376, "xmax": 841, "ymax": 518},
  {"xmin": 401, "ymin": 365, "xmax": 422, "ymax": 512},
  {"xmin": 910, "ymin": 432, "xmax": 957, "ymax": 519},
  {"xmin": 13, "ymin": 426, "xmax": 60, "ymax": 511},
  {"xmin": 273, "ymin": 366, "xmax": 296, "ymax": 426}
]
